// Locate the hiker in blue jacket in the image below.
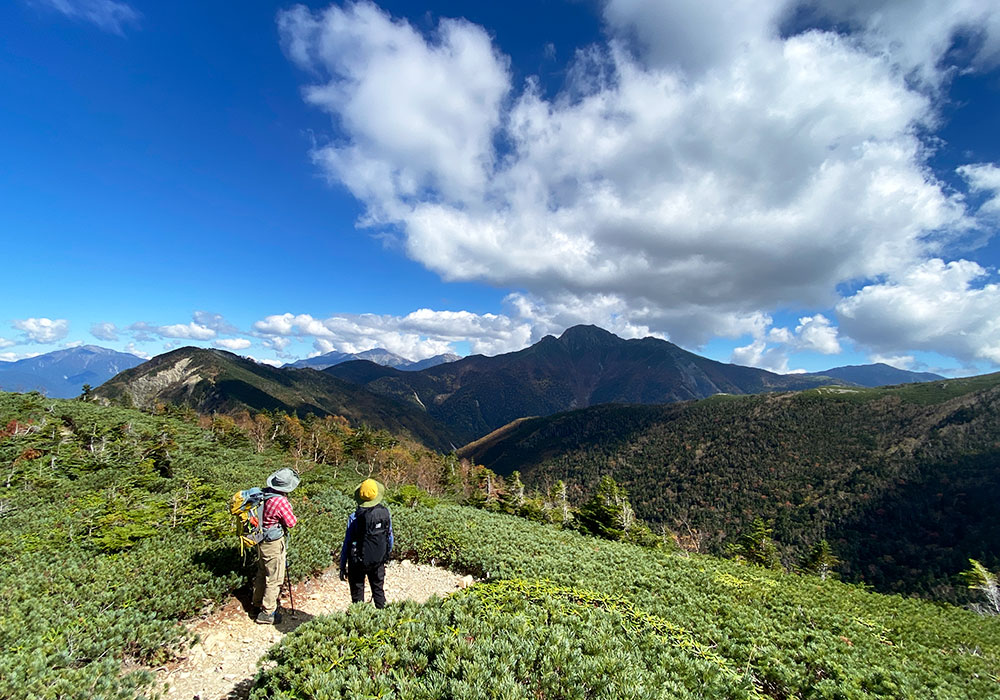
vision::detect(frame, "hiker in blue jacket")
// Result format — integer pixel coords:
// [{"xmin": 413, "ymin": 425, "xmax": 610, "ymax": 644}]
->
[{"xmin": 339, "ymin": 478, "xmax": 394, "ymax": 608}]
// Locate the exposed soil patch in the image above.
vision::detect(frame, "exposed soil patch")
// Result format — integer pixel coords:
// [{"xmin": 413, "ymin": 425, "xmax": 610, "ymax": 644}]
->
[{"xmin": 153, "ymin": 561, "xmax": 469, "ymax": 699}]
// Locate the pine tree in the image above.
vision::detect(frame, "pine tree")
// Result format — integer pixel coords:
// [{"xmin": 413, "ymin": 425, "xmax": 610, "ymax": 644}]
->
[
  {"xmin": 800, "ymin": 539, "xmax": 839, "ymax": 580},
  {"xmin": 961, "ymin": 559, "xmax": 1000, "ymax": 615},
  {"xmin": 501, "ymin": 471, "xmax": 526, "ymax": 513},
  {"xmin": 577, "ymin": 475, "xmax": 634, "ymax": 541},
  {"xmin": 549, "ymin": 480, "xmax": 572, "ymax": 525},
  {"xmin": 734, "ymin": 518, "xmax": 782, "ymax": 570}
]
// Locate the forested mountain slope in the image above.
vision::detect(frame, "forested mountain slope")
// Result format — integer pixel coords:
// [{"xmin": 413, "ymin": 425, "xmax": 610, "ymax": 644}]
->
[
  {"xmin": 326, "ymin": 324, "xmax": 849, "ymax": 443},
  {"xmin": 461, "ymin": 374, "xmax": 1000, "ymax": 600},
  {"xmin": 91, "ymin": 346, "xmax": 459, "ymax": 451},
  {"xmin": 2, "ymin": 391, "xmax": 998, "ymax": 699}
]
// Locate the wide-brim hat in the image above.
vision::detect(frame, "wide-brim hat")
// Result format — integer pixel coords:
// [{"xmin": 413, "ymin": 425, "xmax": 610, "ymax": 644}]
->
[
  {"xmin": 354, "ymin": 479, "xmax": 385, "ymax": 507},
  {"xmin": 266, "ymin": 468, "xmax": 300, "ymax": 493}
]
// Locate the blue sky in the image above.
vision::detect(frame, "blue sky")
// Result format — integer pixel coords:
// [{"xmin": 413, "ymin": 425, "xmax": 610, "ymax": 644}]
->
[{"xmin": 1, "ymin": 0, "xmax": 999, "ymax": 376}]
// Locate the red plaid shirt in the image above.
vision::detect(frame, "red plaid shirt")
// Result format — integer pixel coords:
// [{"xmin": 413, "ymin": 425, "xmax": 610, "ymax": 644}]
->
[{"xmin": 262, "ymin": 494, "xmax": 297, "ymax": 530}]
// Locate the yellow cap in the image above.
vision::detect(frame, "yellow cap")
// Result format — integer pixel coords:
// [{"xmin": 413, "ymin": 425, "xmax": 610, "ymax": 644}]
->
[{"xmin": 359, "ymin": 479, "xmax": 379, "ymax": 503}]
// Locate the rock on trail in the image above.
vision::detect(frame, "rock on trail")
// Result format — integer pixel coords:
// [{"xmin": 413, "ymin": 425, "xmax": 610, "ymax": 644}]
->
[{"xmin": 154, "ymin": 561, "xmax": 470, "ymax": 700}]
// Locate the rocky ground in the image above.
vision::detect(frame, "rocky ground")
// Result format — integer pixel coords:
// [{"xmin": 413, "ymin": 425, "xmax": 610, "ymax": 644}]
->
[{"xmin": 152, "ymin": 560, "xmax": 470, "ymax": 700}]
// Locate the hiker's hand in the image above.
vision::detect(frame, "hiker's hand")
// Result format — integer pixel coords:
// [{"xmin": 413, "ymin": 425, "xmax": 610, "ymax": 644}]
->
[{"xmin": 339, "ymin": 567, "xmax": 347, "ymax": 581}]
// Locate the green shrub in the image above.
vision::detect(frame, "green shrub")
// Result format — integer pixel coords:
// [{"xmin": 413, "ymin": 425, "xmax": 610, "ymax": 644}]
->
[
  {"xmin": 0, "ymin": 392, "xmax": 360, "ymax": 699},
  {"xmin": 4, "ymin": 392, "xmax": 1000, "ymax": 700},
  {"xmin": 252, "ymin": 581, "xmax": 763, "ymax": 700},
  {"xmin": 387, "ymin": 483, "xmax": 440, "ymax": 509}
]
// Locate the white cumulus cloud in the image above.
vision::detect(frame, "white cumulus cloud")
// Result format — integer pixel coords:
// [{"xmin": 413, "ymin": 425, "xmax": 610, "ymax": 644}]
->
[
  {"xmin": 193, "ymin": 311, "xmax": 240, "ymax": 334},
  {"xmin": 0, "ymin": 338, "xmax": 15, "ymax": 349},
  {"xmin": 247, "ymin": 356, "xmax": 284, "ymax": 368},
  {"xmin": 959, "ymin": 163, "xmax": 1000, "ymax": 217},
  {"xmin": 280, "ymin": 1, "xmax": 999, "ymax": 363},
  {"xmin": 0, "ymin": 351, "xmax": 43, "ymax": 362},
  {"xmin": 90, "ymin": 321, "xmax": 119, "ymax": 342},
  {"xmin": 123, "ymin": 342, "xmax": 150, "ymax": 359},
  {"xmin": 731, "ymin": 338, "xmax": 792, "ymax": 374},
  {"xmin": 837, "ymin": 259, "xmax": 1000, "ymax": 365},
  {"xmin": 156, "ymin": 323, "xmax": 217, "ymax": 341},
  {"xmin": 125, "ymin": 313, "xmax": 241, "ymax": 342},
  {"xmin": 13, "ymin": 318, "xmax": 69, "ymax": 344},
  {"xmin": 870, "ymin": 353, "xmax": 916, "ymax": 370},
  {"xmin": 214, "ymin": 338, "xmax": 252, "ymax": 351},
  {"xmin": 729, "ymin": 313, "xmax": 841, "ymax": 372},
  {"xmin": 254, "ymin": 306, "xmax": 546, "ymax": 360},
  {"xmin": 794, "ymin": 315, "xmax": 841, "ymax": 355}
]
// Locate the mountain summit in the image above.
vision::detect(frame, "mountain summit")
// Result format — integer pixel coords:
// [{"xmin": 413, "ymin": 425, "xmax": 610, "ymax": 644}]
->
[
  {"xmin": 805, "ymin": 363, "xmax": 944, "ymax": 387},
  {"xmin": 91, "ymin": 347, "xmax": 457, "ymax": 450},
  {"xmin": 325, "ymin": 324, "xmax": 852, "ymax": 443},
  {"xmin": 0, "ymin": 345, "xmax": 144, "ymax": 398},
  {"xmin": 285, "ymin": 348, "xmax": 459, "ymax": 371}
]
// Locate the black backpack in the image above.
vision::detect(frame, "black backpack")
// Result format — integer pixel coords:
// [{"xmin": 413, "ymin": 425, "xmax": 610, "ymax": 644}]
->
[{"xmin": 349, "ymin": 504, "xmax": 392, "ymax": 568}]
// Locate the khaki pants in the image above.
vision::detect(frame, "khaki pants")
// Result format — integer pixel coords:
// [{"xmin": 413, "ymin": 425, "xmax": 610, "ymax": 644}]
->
[{"xmin": 252, "ymin": 537, "xmax": 286, "ymax": 615}]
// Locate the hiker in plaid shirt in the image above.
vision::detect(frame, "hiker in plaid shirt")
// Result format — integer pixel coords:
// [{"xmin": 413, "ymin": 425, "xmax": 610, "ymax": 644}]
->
[{"xmin": 252, "ymin": 468, "xmax": 299, "ymax": 624}]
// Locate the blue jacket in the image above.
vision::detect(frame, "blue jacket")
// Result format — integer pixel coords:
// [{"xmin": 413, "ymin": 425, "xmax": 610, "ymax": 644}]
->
[{"xmin": 339, "ymin": 506, "xmax": 394, "ymax": 569}]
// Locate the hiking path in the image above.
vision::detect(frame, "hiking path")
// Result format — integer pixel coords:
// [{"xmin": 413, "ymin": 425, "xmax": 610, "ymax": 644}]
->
[{"xmin": 152, "ymin": 560, "xmax": 469, "ymax": 700}]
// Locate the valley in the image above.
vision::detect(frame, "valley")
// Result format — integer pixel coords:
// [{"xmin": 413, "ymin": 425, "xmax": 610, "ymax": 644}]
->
[{"xmin": 461, "ymin": 375, "xmax": 1000, "ymax": 600}]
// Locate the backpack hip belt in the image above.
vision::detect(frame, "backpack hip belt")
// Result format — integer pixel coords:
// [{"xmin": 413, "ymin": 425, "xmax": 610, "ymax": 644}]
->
[{"xmin": 261, "ymin": 524, "xmax": 284, "ymax": 542}]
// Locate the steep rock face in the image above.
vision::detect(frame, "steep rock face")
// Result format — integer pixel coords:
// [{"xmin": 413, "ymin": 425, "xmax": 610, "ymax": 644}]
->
[
  {"xmin": 326, "ymin": 325, "xmax": 848, "ymax": 443},
  {"xmin": 122, "ymin": 356, "xmax": 202, "ymax": 410},
  {"xmin": 91, "ymin": 347, "xmax": 458, "ymax": 451}
]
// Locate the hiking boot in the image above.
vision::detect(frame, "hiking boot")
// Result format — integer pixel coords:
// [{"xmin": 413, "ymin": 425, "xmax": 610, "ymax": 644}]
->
[{"xmin": 255, "ymin": 610, "xmax": 280, "ymax": 625}]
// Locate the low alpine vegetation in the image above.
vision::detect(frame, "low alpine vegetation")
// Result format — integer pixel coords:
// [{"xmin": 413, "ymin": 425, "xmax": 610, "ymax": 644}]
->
[
  {"xmin": 0, "ymin": 392, "xmax": 357, "ymax": 698},
  {"xmin": 258, "ymin": 503, "xmax": 1000, "ymax": 699},
  {"xmin": 3, "ymin": 390, "xmax": 999, "ymax": 699}
]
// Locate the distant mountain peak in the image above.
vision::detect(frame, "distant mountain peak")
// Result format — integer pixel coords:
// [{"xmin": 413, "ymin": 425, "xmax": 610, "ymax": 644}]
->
[
  {"xmin": 90, "ymin": 346, "xmax": 457, "ymax": 451},
  {"xmin": 327, "ymin": 323, "xmax": 848, "ymax": 444},
  {"xmin": 0, "ymin": 345, "xmax": 144, "ymax": 398},
  {"xmin": 285, "ymin": 347, "xmax": 459, "ymax": 372},
  {"xmin": 806, "ymin": 363, "xmax": 943, "ymax": 387},
  {"xmin": 560, "ymin": 324, "xmax": 614, "ymax": 337},
  {"xmin": 558, "ymin": 324, "xmax": 619, "ymax": 343}
]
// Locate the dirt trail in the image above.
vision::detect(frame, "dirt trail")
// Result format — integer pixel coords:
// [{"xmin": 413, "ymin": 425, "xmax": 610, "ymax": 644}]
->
[{"xmin": 153, "ymin": 561, "xmax": 469, "ymax": 700}]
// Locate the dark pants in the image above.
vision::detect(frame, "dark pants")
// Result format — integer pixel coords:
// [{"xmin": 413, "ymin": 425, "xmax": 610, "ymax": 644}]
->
[{"xmin": 348, "ymin": 563, "xmax": 386, "ymax": 608}]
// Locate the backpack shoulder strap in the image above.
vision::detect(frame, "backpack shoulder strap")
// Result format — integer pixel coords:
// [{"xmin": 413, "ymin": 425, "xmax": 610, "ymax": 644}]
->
[{"xmin": 254, "ymin": 491, "xmax": 279, "ymax": 530}]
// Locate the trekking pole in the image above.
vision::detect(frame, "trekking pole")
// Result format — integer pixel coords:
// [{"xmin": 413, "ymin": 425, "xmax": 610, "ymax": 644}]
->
[
  {"xmin": 284, "ymin": 537, "xmax": 296, "ymax": 617},
  {"xmin": 284, "ymin": 565, "xmax": 296, "ymax": 617}
]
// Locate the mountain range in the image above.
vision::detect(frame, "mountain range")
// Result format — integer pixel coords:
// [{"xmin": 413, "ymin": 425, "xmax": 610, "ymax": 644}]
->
[
  {"xmin": 13, "ymin": 327, "xmax": 988, "ymax": 601},
  {"xmin": 0, "ymin": 345, "xmax": 144, "ymax": 398},
  {"xmin": 90, "ymin": 347, "xmax": 458, "ymax": 451},
  {"xmin": 285, "ymin": 348, "xmax": 460, "ymax": 371},
  {"xmin": 5, "ymin": 329, "xmax": 944, "ymax": 444},
  {"xmin": 460, "ymin": 373, "xmax": 1000, "ymax": 599},
  {"xmin": 324, "ymin": 325, "xmax": 940, "ymax": 444}
]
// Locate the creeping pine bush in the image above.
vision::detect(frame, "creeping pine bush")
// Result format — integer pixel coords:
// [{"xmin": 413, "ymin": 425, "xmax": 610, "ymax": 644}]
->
[
  {"xmin": 257, "ymin": 504, "xmax": 1000, "ymax": 700},
  {"xmin": 0, "ymin": 392, "xmax": 362, "ymax": 699},
  {"xmin": 253, "ymin": 581, "xmax": 764, "ymax": 700},
  {"xmin": 4, "ymin": 391, "xmax": 1000, "ymax": 699}
]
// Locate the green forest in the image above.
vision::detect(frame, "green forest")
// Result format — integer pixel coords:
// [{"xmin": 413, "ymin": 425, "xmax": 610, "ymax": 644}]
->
[
  {"xmin": 2, "ymin": 388, "xmax": 999, "ymax": 698},
  {"xmin": 461, "ymin": 375, "xmax": 1000, "ymax": 601}
]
